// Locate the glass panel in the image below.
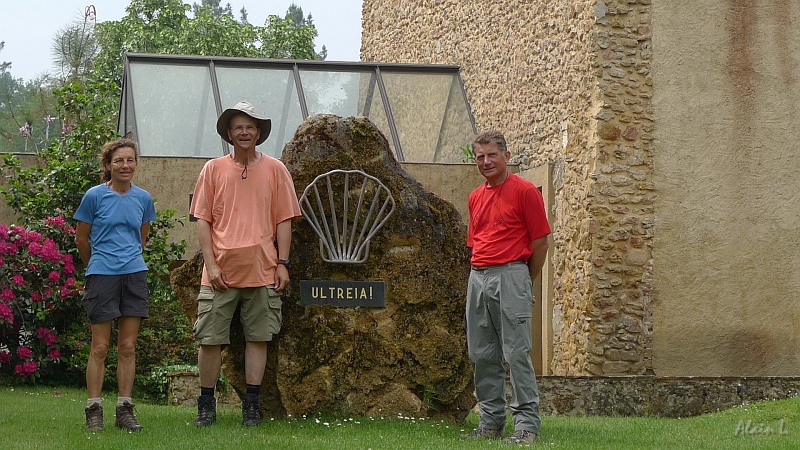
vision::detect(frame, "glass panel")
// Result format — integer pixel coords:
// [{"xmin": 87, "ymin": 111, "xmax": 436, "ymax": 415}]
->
[
  {"xmin": 380, "ymin": 71, "xmax": 475, "ymax": 162},
  {"xmin": 436, "ymin": 75, "xmax": 477, "ymax": 162},
  {"xmin": 299, "ymin": 69, "xmax": 396, "ymax": 158},
  {"xmin": 129, "ymin": 62, "xmax": 219, "ymax": 157},
  {"xmin": 215, "ymin": 66, "xmax": 304, "ymax": 158}
]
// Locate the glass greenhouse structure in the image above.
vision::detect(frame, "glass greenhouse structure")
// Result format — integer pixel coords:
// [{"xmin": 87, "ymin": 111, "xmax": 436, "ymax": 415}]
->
[{"xmin": 119, "ymin": 53, "xmax": 477, "ymax": 162}]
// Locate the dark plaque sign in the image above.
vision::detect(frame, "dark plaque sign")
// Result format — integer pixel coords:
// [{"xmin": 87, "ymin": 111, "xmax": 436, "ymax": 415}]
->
[{"xmin": 300, "ymin": 280, "xmax": 385, "ymax": 307}]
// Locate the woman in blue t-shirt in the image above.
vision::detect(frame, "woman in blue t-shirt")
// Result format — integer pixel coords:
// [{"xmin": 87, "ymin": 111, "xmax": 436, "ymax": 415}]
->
[{"xmin": 74, "ymin": 138, "xmax": 156, "ymax": 432}]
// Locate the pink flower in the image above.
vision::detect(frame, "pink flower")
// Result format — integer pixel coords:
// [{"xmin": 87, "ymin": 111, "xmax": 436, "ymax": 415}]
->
[
  {"xmin": 17, "ymin": 346, "xmax": 32, "ymax": 359},
  {"xmin": 0, "ymin": 302, "xmax": 13, "ymax": 324},
  {"xmin": 14, "ymin": 360, "xmax": 38, "ymax": 376},
  {"xmin": 19, "ymin": 122, "xmax": 32, "ymax": 138},
  {"xmin": 63, "ymin": 263, "xmax": 76, "ymax": 275},
  {"xmin": 48, "ymin": 271, "xmax": 60, "ymax": 281},
  {"xmin": 41, "ymin": 240, "xmax": 61, "ymax": 263},
  {"xmin": 37, "ymin": 327, "xmax": 58, "ymax": 345},
  {"xmin": 31, "ymin": 292, "xmax": 42, "ymax": 302},
  {"xmin": 65, "ymin": 277, "xmax": 77, "ymax": 287},
  {"xmin": 27, "ymin": 242, "xmax": 42, "ymax": 255},
  {"xmin": 48, "ymin": 348, "xmax": 61, "ymax": 360},
  {"xmin": 25, "ymin": 230, "xmax": 42, "ymax": 243},
  {"xmin": 76, "ymin": 342, "xmax": 83, "ymax": 348},
  {"xmin": 44, "ymin": 216, "xmax": 67, "ymax": 228},
  {"xmin": 0, "ymin": 350, "xmax": 11, "ymax": 364},
  {"xmin": 24, "ymin": 360, "xmax": 38, "ymax": 374},
  {"xmin": 59, "ymin": 287, "xmax": 71, "ymax": 298},
  {"xmin": 11, "ymin": 274, "xmax": 25, "ymax": 286},
  {"xmin": 0, "ymin": 289, "xmax": 14, "ymax": 301}
]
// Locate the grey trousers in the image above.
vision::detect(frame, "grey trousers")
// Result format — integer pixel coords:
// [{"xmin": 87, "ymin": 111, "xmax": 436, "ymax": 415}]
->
[{"xmin": 466, "ymin": 261, "xmax": 541, "ymax": 433}]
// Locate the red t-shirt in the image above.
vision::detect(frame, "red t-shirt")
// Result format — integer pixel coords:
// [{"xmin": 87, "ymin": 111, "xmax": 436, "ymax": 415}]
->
[{"xmin": 467, "ymin": 173, "xmax": 551, "ymax": 266}]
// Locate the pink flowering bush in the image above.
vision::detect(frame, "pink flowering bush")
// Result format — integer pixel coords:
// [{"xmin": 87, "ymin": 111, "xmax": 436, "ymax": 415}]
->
[{"xmin": 0, "ymin": 217, "xmax": 83, "ymax": 381}]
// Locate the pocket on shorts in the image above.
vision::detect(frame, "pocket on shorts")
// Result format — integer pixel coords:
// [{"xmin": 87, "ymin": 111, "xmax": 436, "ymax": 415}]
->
[
  {"xmin": 82, "ymin": 288, "xmax": 97, "ymax": 301},
  {"xmin": 267, "ymin": 297, "xmax": 282, "ymax": 309},
  {"xmin": 194, "ymin": 287, "xmax": 215, "ymax": 340},
  {"xmin": 82, "ymin": 288, "xmax": 98, "ymax": 314},
  {"xmin": 196, "ymin": 286, "xmax": 215, "ymax": 315},
  {"xmin": 266, "ymin": 290, "xmax": 282, "ymax": 335}
]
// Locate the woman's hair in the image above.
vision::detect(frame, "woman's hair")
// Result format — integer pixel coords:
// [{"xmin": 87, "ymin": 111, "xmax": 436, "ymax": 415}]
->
[{"xmin": 100, "ymin": 138, "xmax": 139, "ymax": 182}]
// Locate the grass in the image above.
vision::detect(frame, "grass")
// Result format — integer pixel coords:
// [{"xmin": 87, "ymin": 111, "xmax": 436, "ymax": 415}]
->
[{"xmin": 0, "ymin": 386, "xmax": 797, "ymax": 449}]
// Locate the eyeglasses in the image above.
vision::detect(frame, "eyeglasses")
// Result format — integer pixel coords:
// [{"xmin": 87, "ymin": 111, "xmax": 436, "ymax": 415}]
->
[{"xmin": 229, "ymin": 125, "xmax": 258, "ymax": 133}]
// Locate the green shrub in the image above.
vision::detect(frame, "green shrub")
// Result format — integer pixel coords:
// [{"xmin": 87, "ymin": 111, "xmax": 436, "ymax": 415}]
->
[{"xmin": 0, "ymin": 75, "xmax": 192, "ymax": 389}]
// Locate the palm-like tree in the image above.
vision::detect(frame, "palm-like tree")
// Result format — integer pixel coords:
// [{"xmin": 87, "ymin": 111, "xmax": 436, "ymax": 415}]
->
[{"xmin": 52, "ymin": 5, "xmax": 100, "ymax": 78}]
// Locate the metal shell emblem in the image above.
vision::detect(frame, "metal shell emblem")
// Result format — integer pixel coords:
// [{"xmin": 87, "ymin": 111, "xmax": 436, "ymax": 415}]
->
[{"xmin": 299, "ymin": 169, "xmax": 395, "ymax": 263}]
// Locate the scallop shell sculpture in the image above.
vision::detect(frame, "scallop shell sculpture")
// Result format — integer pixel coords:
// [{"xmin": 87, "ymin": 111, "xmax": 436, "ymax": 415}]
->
[{"xmin": 299, "ymin": 169, "xmax": 395, "ymax": 263}]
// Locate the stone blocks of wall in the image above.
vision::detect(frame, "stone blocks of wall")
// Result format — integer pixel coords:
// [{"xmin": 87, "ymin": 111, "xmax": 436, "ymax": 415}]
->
[{"xmin": 540, "ymin": 376, "xmax": 800, "ymax": 418}]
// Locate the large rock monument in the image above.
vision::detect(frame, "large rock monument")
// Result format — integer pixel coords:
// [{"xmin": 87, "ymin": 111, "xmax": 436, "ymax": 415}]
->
[{"xmin": 171, "ymin": 114, "xmax": 475, "ymax": 422}]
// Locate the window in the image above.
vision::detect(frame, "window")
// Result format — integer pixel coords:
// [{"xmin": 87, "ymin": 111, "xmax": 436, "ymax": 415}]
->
[{"xmin": 120, "ymin": 54, "xmax": 477, "ymax": 162}]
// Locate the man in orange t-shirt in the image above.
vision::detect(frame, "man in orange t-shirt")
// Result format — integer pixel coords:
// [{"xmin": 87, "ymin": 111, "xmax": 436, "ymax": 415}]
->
[
  {"xmin": 189, "ymin": 101, "xmax": 301, "ymax": 428},
  {"xmin": 461, "ymin": 130, "xmax": 551, "ymax": 445}
]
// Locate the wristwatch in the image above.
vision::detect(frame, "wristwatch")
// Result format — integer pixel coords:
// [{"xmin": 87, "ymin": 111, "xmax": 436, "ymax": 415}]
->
[{"xmin": 278, "ymin": 258, "xmax": 291, "ymax": 269}]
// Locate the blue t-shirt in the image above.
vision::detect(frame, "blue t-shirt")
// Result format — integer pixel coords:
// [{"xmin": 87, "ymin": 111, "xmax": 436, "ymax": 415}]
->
[{"xmin": 74, "ymin": 183, "xmax": 157, "ymax": 275}]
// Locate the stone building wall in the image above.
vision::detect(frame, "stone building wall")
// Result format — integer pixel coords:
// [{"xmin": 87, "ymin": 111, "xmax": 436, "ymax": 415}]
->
[{"xmin": 362, "ymin": 0, "xmax": 655, "ymax": 375}]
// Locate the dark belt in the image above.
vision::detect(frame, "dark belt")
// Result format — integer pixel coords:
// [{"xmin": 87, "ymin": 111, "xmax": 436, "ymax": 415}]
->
[{"xmin": 471, "ymin": 259, "xmax": 526, "ymax": 271}]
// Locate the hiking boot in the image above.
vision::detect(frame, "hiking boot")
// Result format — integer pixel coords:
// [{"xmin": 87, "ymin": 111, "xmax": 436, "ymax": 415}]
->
[
  {"xmin": 460, "ymin": 426, "xmax": 504, "ymax": 440},
  {"xmin": 85, "ymin": 403, "xmax": 104, "ymax": 431},
  {"xmin": 242, "ymin": 394, "xmax": 262, "ymax": 427},
  {"xmin": 193, "ymin": 395, "xmax": 217, "ymax": 427},
  {"xmin": 506, "ymin": 429, "xmax": 538, "ymax": 445},
  {"xmin": 115, "ymin": 401, "xmax": 143, "ymax": 431}
]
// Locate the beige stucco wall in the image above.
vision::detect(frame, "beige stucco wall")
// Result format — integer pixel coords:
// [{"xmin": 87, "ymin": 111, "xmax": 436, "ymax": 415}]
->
[{"xmin": 651, "ymin": 2, "xmax": 800, "ymax": 375}]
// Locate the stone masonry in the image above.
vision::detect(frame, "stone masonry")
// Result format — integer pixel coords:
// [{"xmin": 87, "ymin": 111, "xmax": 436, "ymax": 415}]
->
[{"xmin": 362, "ymin": 0, "xmax": 655, "ymax": 375}]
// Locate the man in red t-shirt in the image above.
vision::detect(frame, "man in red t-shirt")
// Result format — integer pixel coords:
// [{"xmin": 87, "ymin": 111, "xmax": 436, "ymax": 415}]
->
[{"xmin": 461, "ymin": 130, "xmax": 551, "ymax": 445}]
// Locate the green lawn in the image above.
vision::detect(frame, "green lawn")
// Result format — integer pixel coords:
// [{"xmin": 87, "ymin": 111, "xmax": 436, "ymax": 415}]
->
[{"xmin": 0, "ymin": 386, "xmax": 796, "ymax": 449}]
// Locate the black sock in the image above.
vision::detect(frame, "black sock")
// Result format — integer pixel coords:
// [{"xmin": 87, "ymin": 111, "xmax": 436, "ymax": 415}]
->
[
  {"xmin": 246, "ymin": 384, "xmax": 260, "ymax": 397},
  {"xmin": 200, "ymin": 386, "xmax": 215, "ymax": 397}
]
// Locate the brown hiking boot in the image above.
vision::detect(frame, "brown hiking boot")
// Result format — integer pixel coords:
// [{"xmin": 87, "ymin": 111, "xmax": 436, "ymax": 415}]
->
[
  {"xmin": 85, "ymin": 403, "xmax": 104, "ymax": 431},
  {"xmin": 460, "ymin": 426, "xmax": 504, "ymax": 439},
  {"xmin": 506, "ymin": 429, "xmax": 538, "ymax": 445},
  {"xmin": 115, "ymin": 401, "xmax": 143, "ymax": 431}
]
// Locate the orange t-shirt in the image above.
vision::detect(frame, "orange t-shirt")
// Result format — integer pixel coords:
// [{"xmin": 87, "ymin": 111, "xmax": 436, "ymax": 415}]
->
[
  {"xmin": 190, "ymin": 153, "xmax": 301, "ymax": 287},
  {"xmin": 467, "ymin": 173, "xmax": 551, "ymax": 267}
]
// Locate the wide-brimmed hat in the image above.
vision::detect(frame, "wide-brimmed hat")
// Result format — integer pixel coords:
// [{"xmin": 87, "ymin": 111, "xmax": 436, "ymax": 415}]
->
[{"xmin": 216, "ymin": 100, "xmax": 272, "ymax": 146}]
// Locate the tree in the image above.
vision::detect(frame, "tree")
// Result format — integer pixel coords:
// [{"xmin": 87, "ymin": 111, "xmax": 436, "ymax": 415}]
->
[
  {"xmin": 0, "ymin": 43, "xmax": 59, "ymax": 153},
  {"xmin": 285, "ymin": 3, "xmax": 327, "ymax": 60},
  {"xmin": 51, "ymin": 6, "xmax": 100, "ymax": 78},
  {"xmin": 192, "ymin": 0, "xmax": 233, "ymax": 19},
  {"xmin": 286, "ymin": 3, "xmax": 312, "ymax": 27},
  {"xmin": 92, "ymin": 0, "xmax": 321, "ymax": 85},
  {"xmin": 0, "ymin": 42, "xmax": 10, "ymax": 73}
]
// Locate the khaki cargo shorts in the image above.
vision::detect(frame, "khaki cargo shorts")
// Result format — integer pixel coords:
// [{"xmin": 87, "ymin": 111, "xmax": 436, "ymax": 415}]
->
[{"xmin": 193, "ymin": 285, "xmax": 282, "ymax": 345}]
